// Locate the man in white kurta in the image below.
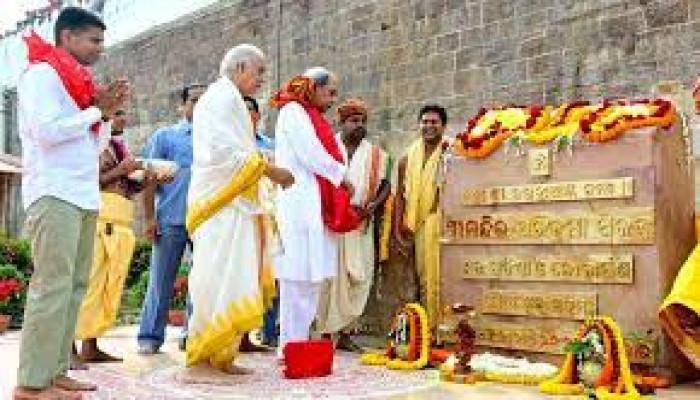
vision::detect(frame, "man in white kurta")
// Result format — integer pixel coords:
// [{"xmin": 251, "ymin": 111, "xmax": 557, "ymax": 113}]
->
[
  {"xmin": 316, "ymin": 99, "xmax": 391, "ymax": 351},
  {"xmin": 273, "ymin": 68, "xmax": 356, "ymax": 355},
  {"xmin": 185, "ymin": 45, "xmax": 293, "ymax": 374}
]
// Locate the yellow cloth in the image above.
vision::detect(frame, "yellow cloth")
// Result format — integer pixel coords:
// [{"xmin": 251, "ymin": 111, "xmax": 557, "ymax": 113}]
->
[
  {"xmin": 186, "ymin": 152, "xmax": 273, "ymax": 368},
  {"xmin": 659, "ymin": 245, "xmax": 700, "ymax": 369},
  {"xmin": 414, "ymin": 213, "xmax": 441, "ymax": 329},
  {"xmin": 403, "ymin": 138, "xmax": 442, "ymax": 328},
  {"xmin": 186, "ymin": 152, "xmax": 266, "ymax": 235},
  {"xmin": 75, "ymin": 192, "xmax": 135, "ymax": 340},
  {"xmin": 185, "ymin": 76, "xmax": 274, "ymax": 369},
  {"xmin": 403, "ymin": 139, "xmax": 441, "ymax": 233}
]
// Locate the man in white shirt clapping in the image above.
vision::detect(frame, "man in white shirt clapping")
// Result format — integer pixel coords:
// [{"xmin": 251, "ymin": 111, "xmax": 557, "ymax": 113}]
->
[{"xmin": 15, "ymin": 7, "xmax": 128, "ymax": 400}]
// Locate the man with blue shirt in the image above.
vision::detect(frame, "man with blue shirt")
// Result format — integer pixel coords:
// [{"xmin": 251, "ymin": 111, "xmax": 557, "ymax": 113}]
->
[{"xmin": 137, "ymin": 84, "xmax": 204, "ymax": 354}]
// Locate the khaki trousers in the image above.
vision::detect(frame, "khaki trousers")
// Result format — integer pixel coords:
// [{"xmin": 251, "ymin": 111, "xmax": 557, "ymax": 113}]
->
[{"xmin": 17, "ymin": 196, "xmax": 97, "ymax": 388}]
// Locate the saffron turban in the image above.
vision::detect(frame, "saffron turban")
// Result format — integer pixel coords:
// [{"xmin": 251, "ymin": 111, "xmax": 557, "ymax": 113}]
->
[{"xmin": 337, "ymin": 98, "xmax": 368, "ymax": 122}]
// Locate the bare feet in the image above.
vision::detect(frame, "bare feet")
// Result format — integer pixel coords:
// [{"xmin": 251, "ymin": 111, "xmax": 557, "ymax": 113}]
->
[
  {"xmin": 176, "ymin": 362, "xmax": 251, "ymax": 384},
  {"xmin": 221, "ymin": 364, "xmax": 254, "ymax": 375},
  {"xmin": 335, "ymin": 333, "xmax": 363, "ymax": 353},
  {"xmin": 239, "ymin": 333, "xmax": 270, "ymax": 353},
  {"xmin": 51, "ymin": 376, "xmax": 97, "ymax": 392},
  {"xmin": 13, "ymin": 386, "xmax": 82, "ymax": 400},
  {"xmin": 80, "ymin": 339, "xmax": 123, "ymax": 363},
  {"xmin": 69, "ymin": 344, "xmax": 87, "ymax": 371}
]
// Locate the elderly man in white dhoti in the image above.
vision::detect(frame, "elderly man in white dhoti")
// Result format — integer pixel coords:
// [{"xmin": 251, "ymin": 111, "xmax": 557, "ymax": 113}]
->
[
  {"xmin": 272, "ymin": 68, "xmax": 361, "ymax": 358},
  {"xmin": 184, "ymin": 44, "xmax": 294, "ymax": 375}
]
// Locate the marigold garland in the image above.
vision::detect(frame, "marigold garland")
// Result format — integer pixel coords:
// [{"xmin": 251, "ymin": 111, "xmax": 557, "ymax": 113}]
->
[
  {"xmin": 455, "ymin": 99, "xmax": 676, "ymax": 159},
  {"xmin": 360, "ymin": 303, "xmax": 430, "ymax": 371},
  {"xmin": 539, "ymin": 316, "xmax": 642, "ymax": 400}
]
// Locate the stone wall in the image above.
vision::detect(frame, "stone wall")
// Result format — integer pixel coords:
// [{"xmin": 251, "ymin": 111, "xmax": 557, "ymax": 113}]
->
[
  {"xmin": 98, "ymin": 0, "xmax": 699, "ymax": 154},
  {"xmin": 97, "ymin": 0, "xmax": 700, "ymax": 334}
]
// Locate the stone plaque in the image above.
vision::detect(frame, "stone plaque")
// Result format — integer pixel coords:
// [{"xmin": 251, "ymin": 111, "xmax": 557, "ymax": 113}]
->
[
  {"xmin": 443, "ymin": 207, "xmax": 655, "ymax": 245},
  {"xmin": 478, "ymin": 290, "xmax": 597, "ymax": 320},
  {"xmin": 441, "ymin": 125, "xmax": 696, "ymax": 373},
  {"xmin": 448, "ymin": 320, "xmax": 657, "ymax": 365},
  {"xmin": 473, "ymin": 321, "xmax": 574, "ymax": 355},
  {"xmin": 463, "ymin": 254, "xmax": 634, "ymax": 284},
  {"xmin": 462, "ymin": 177, "xmax": 634, "ymax": 206}
]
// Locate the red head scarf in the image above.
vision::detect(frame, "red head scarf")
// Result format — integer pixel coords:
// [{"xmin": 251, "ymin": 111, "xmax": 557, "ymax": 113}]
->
[{"xmin": 24, "ymin": 31, "xmax": 100, "ymax": 133}]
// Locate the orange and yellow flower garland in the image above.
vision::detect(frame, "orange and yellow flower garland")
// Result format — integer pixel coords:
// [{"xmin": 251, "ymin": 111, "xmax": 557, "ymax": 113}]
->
[
  {"xmin": 360, "ymin": 303, "xmax": 430, "ymax": 370},
  {"xmin": 539, "ymin": 316, "xmax": 642, "ymax": 400},
  {"xmin": 455, "ymin": 99, "xmax": 676, "ymax": 159}
]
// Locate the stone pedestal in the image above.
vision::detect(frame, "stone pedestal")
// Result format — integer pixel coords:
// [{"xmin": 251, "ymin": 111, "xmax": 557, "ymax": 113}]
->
[{"xmin": 441, "ymin": 124, "xmax": 696, "ymax": 375}]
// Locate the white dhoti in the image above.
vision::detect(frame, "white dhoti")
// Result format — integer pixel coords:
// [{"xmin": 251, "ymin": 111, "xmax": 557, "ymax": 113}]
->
[
  {"xmin": 184, "ymin": 76, "xmax": 274, "ymax": 370},
  {"xmin": 316, "ymin": 139, "xmax": 389, "ymax": 334}
]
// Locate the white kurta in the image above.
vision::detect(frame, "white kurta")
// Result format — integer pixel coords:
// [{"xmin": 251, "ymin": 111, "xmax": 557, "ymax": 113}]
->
[{"xmin": 274, "ymin": 103, "xmax": 347, "ymax": 283}]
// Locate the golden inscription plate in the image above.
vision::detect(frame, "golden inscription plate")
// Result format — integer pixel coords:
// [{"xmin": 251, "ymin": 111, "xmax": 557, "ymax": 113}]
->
[
  {"xmin": 438, "ymin": 318, "xmax": 656, "ymax": 365},
  {"xmin": 478, "ymin": 290, "xmax": 597, "ymax": 320},
  {"xmin": 441, "ymin": 321, "xmax": 656, "ymax": 365},
  {"xmin": 462, "ymin": 177, "xmax": 634, "ymax": 206},
  {"xmin": 464, "ymin": 254, "xmax": 634, "ymax": 284},
  {"xmin": 443, "ymin": 207, "xmax": 654, "ymax": 245},
  {"xmin": 528, "ymin": 148, "xmax": 552, "ymax": 177},
  {"xmin": 472, "ymin": 321, "xmax": 574, "ymax": 355}
]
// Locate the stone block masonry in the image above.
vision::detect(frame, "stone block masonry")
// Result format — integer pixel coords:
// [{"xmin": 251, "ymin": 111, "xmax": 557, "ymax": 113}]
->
[{"xmin": 97, "ymin": 0, "xmax": 700, "ymax": 335}]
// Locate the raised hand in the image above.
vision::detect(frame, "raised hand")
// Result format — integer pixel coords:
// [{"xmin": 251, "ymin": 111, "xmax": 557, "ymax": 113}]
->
[
  {"xmin": 341, "ymin": 180, "xmax": 355, "ymax": 197},
  {"xmin": 95, "ymin": 78, "xmax": 130, "ymax": 118},
  {"xmin": 265, "ymin": 165, "xmax": 295, "ymax": 189},
  {"xmin": 118, "ymin": 156, "xmax": 141, "ymax": 175}
]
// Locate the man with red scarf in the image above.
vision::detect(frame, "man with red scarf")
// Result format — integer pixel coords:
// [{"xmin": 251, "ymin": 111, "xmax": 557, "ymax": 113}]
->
[
  {"xmin": 272, "ymin": 68, "xmax": 359, "ymax": 359},
  {"xmin": 15, "ymin": 7, "xmax": 128, "ymax": 400}
]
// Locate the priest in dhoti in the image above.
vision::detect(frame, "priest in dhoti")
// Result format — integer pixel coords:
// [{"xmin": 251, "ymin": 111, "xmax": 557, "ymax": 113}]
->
[
  {"xmin": 316, "ymin": 98, "xmax": 391, "ymax": 351},
  {"xmin": 184, "ymin": 44, "xmax": 294, "ymax": 374},
  {"xmin": 74, "ymin": 109, "xmax": 153, "ymax": 365},
  {"xmin": 272, "ymin": 68, "xmax": 361, "ymax": 356},
  {"xmin": 394, "ymin": 105, "xmax": 448, "ymax": 329}
]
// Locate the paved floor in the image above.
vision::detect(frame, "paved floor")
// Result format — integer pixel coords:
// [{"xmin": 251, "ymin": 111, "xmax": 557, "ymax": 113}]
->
[{"xmin": 1, "ymin": 325, "xmax": 699, "ymax": 399}]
